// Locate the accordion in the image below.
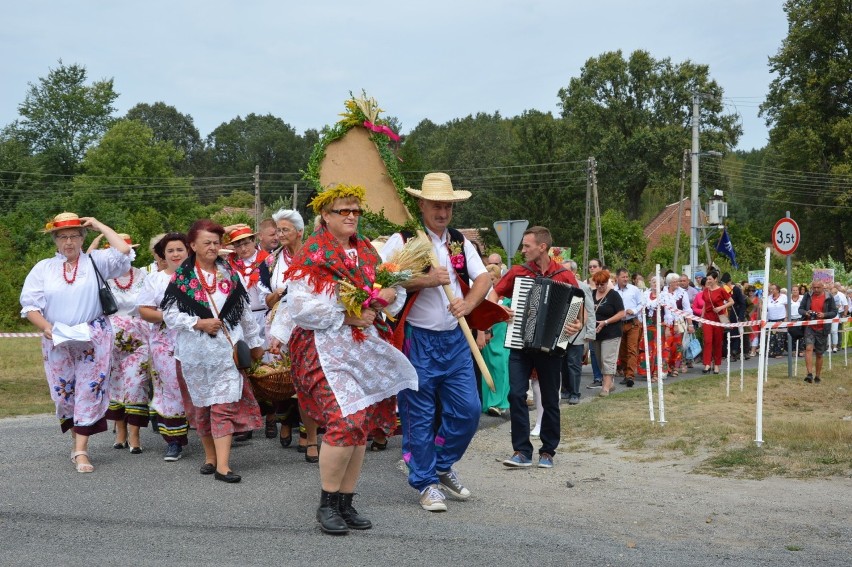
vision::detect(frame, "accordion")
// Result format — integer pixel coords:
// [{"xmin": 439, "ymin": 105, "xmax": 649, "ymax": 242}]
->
[{"xmin": 504, "ymin": 276, "xmax": 585, "ymax": 354}]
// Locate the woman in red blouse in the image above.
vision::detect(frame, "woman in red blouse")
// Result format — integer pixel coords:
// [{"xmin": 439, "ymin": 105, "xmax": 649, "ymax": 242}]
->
[{"xmin": 701, "ymin": 270, "xmax": 733, "ymax": 374}]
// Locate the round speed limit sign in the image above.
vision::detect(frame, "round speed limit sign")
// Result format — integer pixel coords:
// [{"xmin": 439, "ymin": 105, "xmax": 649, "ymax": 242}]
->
[{"xmin": 772, "ymin": 217, "xmax": 800, "ymax": 255}]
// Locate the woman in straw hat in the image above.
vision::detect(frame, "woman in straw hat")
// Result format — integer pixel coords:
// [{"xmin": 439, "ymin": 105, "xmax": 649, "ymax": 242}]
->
[
  {"xmin": 20, "ymin": 213, "xmax": 133, "ymax": 473},
  {"xmin": 272, "ymin": 184, "xmax": 418, "ymax": 534},
  {"xmin": 260, "ymin": 209, "xmax": 317, "ymax": 454},
  {"xmin": 160, "ymin": 219, "xmax": 265, "ymax": 483},
  {"xmin": 137, "ymin": 232, "xmax": 193, "ymax": 463},
  {"xmin": 87, "ymin": 233, "xmax": 151, "ymax": 454}
]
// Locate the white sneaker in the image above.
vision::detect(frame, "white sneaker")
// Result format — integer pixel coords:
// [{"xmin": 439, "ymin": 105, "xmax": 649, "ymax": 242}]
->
[{"xmin": 419, "ymin": 484, "xmax": 447, "ymax": 512}]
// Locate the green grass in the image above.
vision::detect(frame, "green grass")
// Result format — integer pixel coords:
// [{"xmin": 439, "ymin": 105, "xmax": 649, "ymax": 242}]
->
[
  {"xmin": 563, "ymin": 366, "xmax": 852, "ymax": 479},
  {"xmin": 0, "ymin": 338, "xmax": 53, "ymax": 418}
]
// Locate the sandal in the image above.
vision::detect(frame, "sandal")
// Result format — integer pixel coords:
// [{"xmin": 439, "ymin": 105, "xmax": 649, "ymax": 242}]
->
[
  {"xmin": 71, "ymin": 450, "xmax": 94, "ymax": 473},
  {"xmin": 305, "ymin": 444, "xmax": 319, "ymax": 464},
  {"xmin": 669, "ymin": 370, "xmax": 679, "ymax": 378},
  {"xmin": 370, "ymin": 439, "xmax": 388, "ymax": 451}
]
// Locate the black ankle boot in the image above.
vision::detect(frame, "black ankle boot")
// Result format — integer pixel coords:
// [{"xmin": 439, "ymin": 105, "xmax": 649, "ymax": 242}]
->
[
  {"xmin": 339, "ymin": 493, "xmax": 372, "ymax": 530},
  {"xmin": 317, "ymin": 490, "xmax": 349, "ymax": 534}
]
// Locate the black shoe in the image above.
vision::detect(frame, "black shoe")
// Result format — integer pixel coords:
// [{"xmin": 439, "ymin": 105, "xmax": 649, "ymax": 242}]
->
[
  {"xmin": 317, "ymin": 490, "xmax": 349, "ymax": 534},
  {"xmin": 199, "ymin": 463, "xmax": 216, "ymax": 475},
  {"xmin": 279, "ymin": 425, "xmax": 293, "ymax": 448},
  {"xmin": 233, "ymin": 431, "xmax": 253, "ymax": 442},
  {"xmin": 264, "ymin": 421, "xmax": 277, "ymax": 439},
  {"xmin": 305, "ymin": 444, "xmax": 319, "ymax": 463},
  {"xmin": 619, "ymin": 378, "xmax": 629, "ymax": 385},
  {"xmin": 702, "ymin": 367, "xmax": 711, "ymax": 374},
  {"xmin": 129, "ymin": 446, "xmax": 142, "ymax": 455},
  {"xmin": 625, "ymin": 379, "xmax": 634, "ymax": 388},
  {"xmin": 113, "ymin": 441, "xmax": 129, "ymax": 450},
  {"xmin": 804, "ymin": 374, "xmax": 814, "ymax": 383},
  {"xmin": 813, "ymin": 376, "xmax": 821, "ymax": 384},
  {"xmin": 338, "ymin": 493, "xmax": 372, "ymax": 530},
  {"xmin": 214, "ymin": 470, "xmax": 241, "ymax": 483}
]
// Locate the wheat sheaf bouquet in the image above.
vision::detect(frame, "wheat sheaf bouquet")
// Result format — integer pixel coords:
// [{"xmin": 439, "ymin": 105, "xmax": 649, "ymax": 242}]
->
[{"xmin": 338, "ymin": 236, "xmax": 433, "ymax": 318}]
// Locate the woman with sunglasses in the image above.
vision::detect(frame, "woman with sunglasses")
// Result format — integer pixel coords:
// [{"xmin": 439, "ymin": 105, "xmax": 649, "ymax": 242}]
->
[{"xmin": 271, "ymin": 184, "xmax": 417, "ymax": 534}]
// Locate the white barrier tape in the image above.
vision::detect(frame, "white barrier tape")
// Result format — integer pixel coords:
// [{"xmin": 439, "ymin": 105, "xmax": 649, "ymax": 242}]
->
[
  {"xmin": 664, "ymin": 307, "xmax": 850, "ymax": 331},
  {"xmin": 0, "ymin": 332, "xmax": 41, "ymax": 338}
]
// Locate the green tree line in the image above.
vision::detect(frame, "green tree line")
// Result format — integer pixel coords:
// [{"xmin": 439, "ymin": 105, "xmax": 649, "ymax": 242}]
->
[{"xmin": 2, "ymin": 2, "xmax": 850, "ymax": 330}]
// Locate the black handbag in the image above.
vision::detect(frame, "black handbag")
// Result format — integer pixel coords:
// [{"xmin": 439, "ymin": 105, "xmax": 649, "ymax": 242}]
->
[
  {"xmin": 233, "ymin": 339, "xmax": 253, "ymax": 370},
  {"xmin": 90, "ymin": 257, "xmax": 118, "ymax": 316}
]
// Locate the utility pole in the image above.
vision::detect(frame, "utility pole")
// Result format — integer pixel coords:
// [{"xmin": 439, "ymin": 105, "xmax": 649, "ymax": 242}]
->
[
  {"xmin": 673, "ymin": 149, "xmax": 689, "ymax": 273},
  {"xmin": 293, "ymin": 183, "xmax": 298, "ymax": 210},
  {"xmin": 582, "ymin": 158, "xmax": 592, "ymax": 280},
  {"xmin": 592, "ymin": 158, "xmax": 604, "ymax": 268},
  {"xmin": 253, "ymin": 165, "xmax": 261, "ymax": 230},
  {"xmin": 689, "ymin": 94, "xmax": 700, "ymax": 279}
]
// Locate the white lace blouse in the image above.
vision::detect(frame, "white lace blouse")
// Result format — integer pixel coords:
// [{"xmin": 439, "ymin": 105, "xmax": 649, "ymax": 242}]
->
[
  {"xmin": 20, "ymin": 248, "xmax": 133, "ymax": 325},
  {"xmin": 107, "ymin": 266, "xmax": 147, "ymax": 317},
  {"xmin": 162, "ymin": 265, "xmax": 263, "ymax": 407},
  {"xmin": 271, "ymin": 278, "xmax": 418, "ymax": 417}
]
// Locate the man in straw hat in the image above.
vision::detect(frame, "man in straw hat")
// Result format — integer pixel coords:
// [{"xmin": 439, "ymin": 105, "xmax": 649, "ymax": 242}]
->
[{"xmin": 380, "ymin": 172, "xmax": 492, "ymax": 512}]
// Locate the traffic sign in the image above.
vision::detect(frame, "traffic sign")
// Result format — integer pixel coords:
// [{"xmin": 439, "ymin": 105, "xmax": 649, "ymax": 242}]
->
[
  {"xmin": 493, "ymin": 220, "xmax": 528, "ymax": 268},
  {"xmin": 772, "ymin": 217, "xmax": 800, "ymax": 256}
]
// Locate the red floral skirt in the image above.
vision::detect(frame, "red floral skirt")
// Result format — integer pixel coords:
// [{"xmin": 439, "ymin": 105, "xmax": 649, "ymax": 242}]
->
[{"xmin": 289, "ymin": 327, "xmax": 396, "ymax": 447}]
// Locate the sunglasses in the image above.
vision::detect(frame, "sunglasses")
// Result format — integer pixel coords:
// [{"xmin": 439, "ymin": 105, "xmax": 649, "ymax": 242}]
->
[{"xmin": 331, "ymin": 208, "xmax": 363, "ymax": 217}]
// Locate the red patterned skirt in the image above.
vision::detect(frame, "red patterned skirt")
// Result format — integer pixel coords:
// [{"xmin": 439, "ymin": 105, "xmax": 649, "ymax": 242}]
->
[
  {"xmin": 191, "ymin": 375, "xmax": 263, "ymax": 439},
  {"xmin": 289, "ymin": 327, "xmax": 396, "ymax": 447}
]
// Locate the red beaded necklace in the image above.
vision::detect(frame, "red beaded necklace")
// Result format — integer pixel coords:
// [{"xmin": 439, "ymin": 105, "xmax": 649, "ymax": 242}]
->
[
  {"xmin": 63, "ymin": 257, "xmax": 80, "ymax": 285},
  {"xmin": 113, "ymin": 270, "xmax": 134, "ymax": 291},
  {"xmin": 196, "ymin": 262, "xmax": 218, "ymax": 295}
]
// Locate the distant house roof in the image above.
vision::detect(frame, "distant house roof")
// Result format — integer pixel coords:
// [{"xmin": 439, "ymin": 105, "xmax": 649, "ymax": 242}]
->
[
  {"xmin": 459, "ymin": 228, "xmax": 487, "ymax": 255},
  {"xmin": 643, "ymin": 198, "xmax": 706, "ymax": 256}
]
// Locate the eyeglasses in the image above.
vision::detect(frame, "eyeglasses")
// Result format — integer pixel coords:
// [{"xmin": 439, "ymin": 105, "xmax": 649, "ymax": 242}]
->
[
  {"xmin": 276, "ymin": 227, "xmax": 296, "ymax": 234},
  {"xmin": 55, "ymin": 234, "xmax": 83, "ymax": 242},
  {"xmin": 588, "ymin": 265, "xmax": 599, "ymax": 269},
  {"xmin": 330, "ymin": 208, "xmax": 363, "ymax": 217}
]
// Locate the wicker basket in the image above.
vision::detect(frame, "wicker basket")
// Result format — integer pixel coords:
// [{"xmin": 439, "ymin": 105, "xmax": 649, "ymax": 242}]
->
[{"xmin": 248, "ymin": 365, "xmax": 295, "ymax": 403}]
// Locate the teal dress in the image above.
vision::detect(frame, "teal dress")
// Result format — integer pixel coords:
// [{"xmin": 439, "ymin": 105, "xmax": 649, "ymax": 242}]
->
[{"xmin": 481, "ymin": 297, "xmax": 511, "ymax": 412}]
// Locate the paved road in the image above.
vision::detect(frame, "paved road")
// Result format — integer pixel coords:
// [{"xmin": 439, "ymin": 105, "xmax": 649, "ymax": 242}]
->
[{"xmin": 1, "ymin": 352, "xmax": 846, "ymax": 567}]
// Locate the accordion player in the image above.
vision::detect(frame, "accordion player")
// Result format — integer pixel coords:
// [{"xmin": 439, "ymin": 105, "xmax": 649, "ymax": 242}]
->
[{"xmin": 504, "ymin": 276, "xmax": 586, "ymax": 354}]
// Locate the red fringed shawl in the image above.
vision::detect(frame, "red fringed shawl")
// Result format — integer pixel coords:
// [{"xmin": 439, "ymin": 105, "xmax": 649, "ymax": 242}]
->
[{"xmin": 284, "ymin": 224, "xmax": 390, "ymax": 342}]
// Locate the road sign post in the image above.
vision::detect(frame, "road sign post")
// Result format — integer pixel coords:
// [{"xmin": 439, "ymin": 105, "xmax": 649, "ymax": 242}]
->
[
  {"xmin": 773, "ymin": 214, "xmax": 799, "ymax": 378},
  {"xmin": 493, "ymin": 220, "xmax": 528, "ymax": 268}
]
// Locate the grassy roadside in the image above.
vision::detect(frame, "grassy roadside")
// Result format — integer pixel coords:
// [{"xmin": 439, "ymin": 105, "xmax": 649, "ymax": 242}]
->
[
  {"xmin": 562, "ymin": 365, "xmax": 852, "ymax": 479},
  {"xmin": 0, "ymin": 338, "xmax": 53, "ymax": 418}
]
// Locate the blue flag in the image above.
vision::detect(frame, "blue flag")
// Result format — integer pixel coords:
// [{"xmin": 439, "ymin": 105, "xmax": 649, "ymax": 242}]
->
[{"xmin": 715, "ymin": 228, "xmax": 738, "ymax": 269}]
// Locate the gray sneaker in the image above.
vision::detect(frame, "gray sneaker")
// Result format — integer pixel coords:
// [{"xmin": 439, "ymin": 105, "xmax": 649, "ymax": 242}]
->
[
  {"xmin": 419, "ymin": 484, "xmax": 447, "ymax": 512},
  {"xmin": 502, "ymin": 452, "xmax": 533, "ymax": 467},
  {"xmin": 438, "ymin": 469, "xmax": 471, "ymax": 500},
  {"xmin": 568, "ymin": 395, "xmax": 580, "ymax": 405}
]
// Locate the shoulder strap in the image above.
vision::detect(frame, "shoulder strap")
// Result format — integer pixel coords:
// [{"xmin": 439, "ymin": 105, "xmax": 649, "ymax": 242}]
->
[{"xmin": 89, "ymin": 256, "xmax": 107, "ymax": 289}]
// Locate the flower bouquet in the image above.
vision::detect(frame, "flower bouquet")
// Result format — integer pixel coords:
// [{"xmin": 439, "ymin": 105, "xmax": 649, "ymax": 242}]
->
[{"xmin": 338, "ymin": 236, "xmax": 433, "ymax": 318}]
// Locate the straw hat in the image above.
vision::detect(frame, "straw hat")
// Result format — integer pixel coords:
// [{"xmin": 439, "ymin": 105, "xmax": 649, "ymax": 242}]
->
[
  {"xmin": 224, "ymin": 226, "xmax": 255, "ymax": 245},
  {"xmin": 404, "ymin": 173, "xmax": 471, "ymax": 202},
  {"xmin": 44, "ymin": 212, "xmax": 84, "ymax": 233},
  {"xmin": 116, "ymin": 233, "xmax": 140, "ymax": 248}
]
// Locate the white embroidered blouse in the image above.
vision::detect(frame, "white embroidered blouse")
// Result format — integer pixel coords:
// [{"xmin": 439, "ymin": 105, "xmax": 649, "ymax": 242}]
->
[{"xmin": 162, "ymin": 264, "xmax": 263, "ymax": 407}]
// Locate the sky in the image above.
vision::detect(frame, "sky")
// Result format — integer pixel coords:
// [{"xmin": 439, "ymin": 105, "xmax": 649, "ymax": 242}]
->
[{"xmin": 2, "ymin": 1, "xmax": 788, "ymax": 153}]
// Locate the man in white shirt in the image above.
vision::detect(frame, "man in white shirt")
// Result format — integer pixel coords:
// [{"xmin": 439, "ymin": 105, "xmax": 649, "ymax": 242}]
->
[
  {"xmin": 831, "ymin": 283, "xmax": 848, "ymax": 351},
  {"xmin": 381, "ymin": 173, "xmax": 491, "ymax": 513},
  {"xmin": 614, "ymin": 268, "xmax": 643, "ymax": 386}
]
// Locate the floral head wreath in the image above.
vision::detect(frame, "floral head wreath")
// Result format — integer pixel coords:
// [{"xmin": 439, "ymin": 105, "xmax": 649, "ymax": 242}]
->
[{"xmin": 308, "ymin": 183, "xmax": 366, "ymax": 215}]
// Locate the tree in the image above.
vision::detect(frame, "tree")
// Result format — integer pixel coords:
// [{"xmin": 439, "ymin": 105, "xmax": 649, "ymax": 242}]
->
[
  {"xmin": 125, "ymin": 102, "xmax": 203, "ymax": 174},
  {"xmin": 557, "ymin": 50, "xmax": 741, "ymax": 220},
  {"xmin": 11, "ymin": 60, "xmax": 118, "ymax": 175},
  {"xmin": 70, "ymin": 119, "xmax": 199, "ymax": 260},
  {"xmin": 761, "ymin": 0, "xmax": 852, "ymax": 264}
]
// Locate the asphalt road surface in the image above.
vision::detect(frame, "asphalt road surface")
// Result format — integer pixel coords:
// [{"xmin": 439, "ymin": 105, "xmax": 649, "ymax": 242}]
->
[{"xmin": 1, "ymin": 354, "xmax": 848, "ymax": 567}]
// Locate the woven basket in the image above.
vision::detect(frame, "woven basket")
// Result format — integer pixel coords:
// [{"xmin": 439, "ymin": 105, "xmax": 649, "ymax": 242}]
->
[{"xmin": 248, "ymin": 366, "xmax": 295, "ymax": 403}]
